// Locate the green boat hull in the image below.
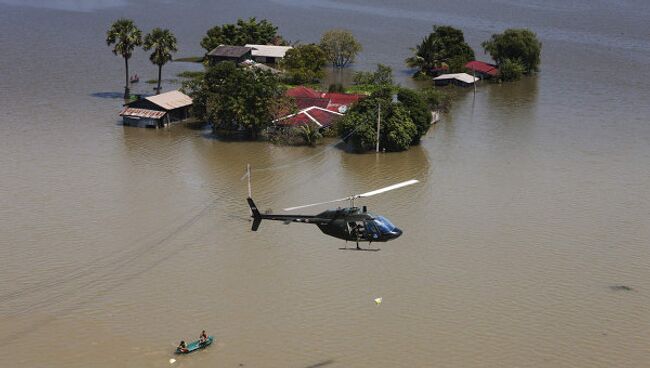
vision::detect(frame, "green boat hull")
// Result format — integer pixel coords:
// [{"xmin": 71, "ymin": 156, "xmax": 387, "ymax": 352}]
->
[{"xmin": 175, "ymin": 336, "xmax": 213, "ymax": 354}]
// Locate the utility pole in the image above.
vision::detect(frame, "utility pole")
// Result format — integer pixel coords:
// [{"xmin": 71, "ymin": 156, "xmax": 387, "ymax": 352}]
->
[
  {"xmin": 473, "ymin": 68, "xmax": 477, "ymax": 95},
  {"xmin": 376, "ymin": 102, "xmax": 381, "ymax": 153}
]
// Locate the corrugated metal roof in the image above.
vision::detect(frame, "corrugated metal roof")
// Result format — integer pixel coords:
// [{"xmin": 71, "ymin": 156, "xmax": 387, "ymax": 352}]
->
[
  {"xmin": 208, "ymin": 45, "xmax": 252, "ymax": 58},
  {"xmin": 145, "ymin": 90, "xmax": 193, "ymax": 110},
  {"xmin": 119, "ymin": 107, "xmax": 166, "ymax": 119},
  {"xmin": 245, "ymin": 44, "xmax": 292, "ymax": 58},
  {"xmin": 433, "ymin": 73, "xmax": 479, "ymax": 84}
]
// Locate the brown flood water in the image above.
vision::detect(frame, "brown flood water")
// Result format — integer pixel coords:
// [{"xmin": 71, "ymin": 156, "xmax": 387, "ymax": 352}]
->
[{"xmin": 1, "ymin": 1, "xmax": 650, "ymax": 367}]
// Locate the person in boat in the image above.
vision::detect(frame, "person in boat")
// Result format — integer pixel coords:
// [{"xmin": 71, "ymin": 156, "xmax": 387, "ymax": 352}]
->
[
  {"xmin": 199, "ymin": 330, "xmax": 208, "ymax": 345},
  {"xmin": 177, "ymin": 340, "xmax": 188, "ymax": 353}
]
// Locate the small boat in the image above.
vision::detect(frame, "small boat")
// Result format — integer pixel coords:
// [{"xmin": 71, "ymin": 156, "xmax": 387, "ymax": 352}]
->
[
  {"xmin": 175, "ymin": 336, "xmax": 213, "ymax": 354},
  {"xmin": 130, "ymin": 75, "xmax": 139, "ymax": 83}
]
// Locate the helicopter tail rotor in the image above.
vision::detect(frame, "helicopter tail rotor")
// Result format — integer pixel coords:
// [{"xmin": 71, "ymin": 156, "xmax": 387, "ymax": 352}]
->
[{"xmin": 247, "ymin": 197, "xmax": 262, "ymax": 231}]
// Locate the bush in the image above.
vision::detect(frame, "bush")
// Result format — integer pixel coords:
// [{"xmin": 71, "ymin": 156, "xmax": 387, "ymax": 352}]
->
[
  {"xmin": 419, "ymin": 87, "xmax": 452, "ymax": 112},
  {"xmin": 352, "ymin": 64, "xmax": 393, "ymax": 86},
  {"xmin": 482, "ymin": 28, "xmax": 542, "ymax": 73},
  {"xmin": 296, "ymin": 124, "xmax": 323, "ymax": 146},
  {"xmin": 328, "ymin": 83, "xmax": 344, "ymax": 93},
  {"xmin": 498, "ymin": 58, "xmax": 525, "ymax": 81},
  {"xmin": 177, "ymin": 70, "xmax": 205, "ymax": 79}
]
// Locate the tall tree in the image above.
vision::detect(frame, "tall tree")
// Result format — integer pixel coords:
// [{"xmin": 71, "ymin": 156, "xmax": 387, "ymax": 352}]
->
[
  {"xmin": 397, "ymin": 88, "xmax": 431, "ymax": 144},
  {"xmin": 405, "ymin": 25, "xmax": 475, "ymax": 75},
  {"xmin": 279, "ymin": 44, "xmax": 327, "ymax": 84},
  {"xmin": 200, "ymin": 18, "xmax": 283, "ymax": 52},
  {"xmin": 189, "ymin": 62, "xmax": 283, "ymax": 139},
  {"xmin": 106, "ymin": 18, "xmax": 142, "ymax": 99},
  {"xmin": 320, "ymin": 29, "xmax": 362, "ymax": 68},
  {"xmin": 482, "ymin": 29, "xmax": 542, "ymax": 73},
  {"xmin": 338, "ymin": 89, "xmax": 418, "ymax": 152},
  {"xmin": 143, "ymin": 28, "xmax": 178, "ymax": 94}
]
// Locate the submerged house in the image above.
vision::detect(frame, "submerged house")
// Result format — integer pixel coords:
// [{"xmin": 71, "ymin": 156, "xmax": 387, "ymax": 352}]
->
[
  {"xmin": 465, "ymin": 60, "xmax": 499, "ymax": 79},
  {"xmin": 433, "ymin": 73, "xmax": 479, "ymax": 87},
  {"xmin": 274, "ymin": 86, "xmax": 365, "ymax": 129},
  {"xmin": 120, "ymin": 90, "xmax": 193, "ymax": 128},
  {"xmin": 244, "ymin": 44, "xmax": 292, "ymax": 64},
  {"xmin": 207, "ymin": 45, "xmax": 252, "ymax": 65}
]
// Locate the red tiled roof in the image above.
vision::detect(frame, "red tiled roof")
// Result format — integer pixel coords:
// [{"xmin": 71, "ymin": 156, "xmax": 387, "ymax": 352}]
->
[
  {"xmin": 323, "ymin": 92, "xmax": 364, "ymax": 109},
  {"xmin": 275, "ymin": 106, "xmax": 343, "ymax": 128},
  {"xmin": 465, "ymin": 60, "xmax": 499, "ymax": 76},
  {"xmin": 307, "ymin": 108, "xmax": 341, "ymax": 127},
  {"xmin": 286, "ymin": 86, "xmax": 321, "ymax": 99},
  {"xmin": 285, "ymin": 86, "xmax": 365, "ymax": 113},
  {"xmin": 294, "ymin": 97, "xmax": 330, "ymax": 110}
]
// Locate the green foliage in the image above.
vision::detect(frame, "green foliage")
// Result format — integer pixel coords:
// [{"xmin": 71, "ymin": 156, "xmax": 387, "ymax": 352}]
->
[
  {"xmin": 200, "ymin": 18, "xmax": 283, "ymax": 52},
  {"xmin": 337, "ymin": 92, "xmax": 418, "ymax": 152},
  {"xmin": 482, "ymin": 28, "xmax": 542, "ymax": 73},
  {"xmin": 279, "ymin": 44, "xmax": 327, "ymax": 84},
  {"xmin": 405, "ymin": 25, "xmax": 475, "ymax": 75},
  {"xmin": 106, "ymin": 18, "xmax": 142, "ymax": 60},
  {"xmin": 143, "ymin": 28, "xmax": 178, "ymax": 93},
  {"xmin": 353, "ymin": 64, "xmax": 394, "ymax": 86},
  {"xmin": 296, "ymin": 123, "xmax": 323, "ymax": 146},
  {"xmin": 185, "ymin": 62, "xmax": 284, "ymax": 139},
  {"xmin": 176, "ymin": 70, "xmax": 205, "ymax": 79},
  {"xmin": 419, "ymin": 87, "xmax": 452, "ymax": 112},
  {"xmin": 320, "ymin": 29, "xmax": 362, "ymax": 68},
  {"xmin": 328, "ymin": 83, "xmax": 344, "ymax": 93},
  {"xmin": 143, "ymin": 28, "xmax": 177, "ymax": 67},
  {"xmin": 174, "ymin": 56, "xmax": 204, "ymax": 63},
  {"xmin": 343, "ymin": 85, "xmax": 375, "ymax": 95},
  {"xmin": 397, "ymin": 88, "xmax": 431, "ymax": 144},
  {"xmin": 498, "ymin": 58, "xmax": 526, "ymax": 81}
]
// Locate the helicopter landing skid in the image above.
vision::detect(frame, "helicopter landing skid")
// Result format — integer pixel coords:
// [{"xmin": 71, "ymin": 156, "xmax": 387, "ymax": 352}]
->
[{"xmin": 338, "ymin": 247, "xmax": 380, "ymax": 252}]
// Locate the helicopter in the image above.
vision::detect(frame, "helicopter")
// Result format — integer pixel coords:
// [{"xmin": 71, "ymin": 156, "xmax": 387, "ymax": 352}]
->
[{"xmin": 246, "ymin": 179, "xmax": 419, "ymax": 250}]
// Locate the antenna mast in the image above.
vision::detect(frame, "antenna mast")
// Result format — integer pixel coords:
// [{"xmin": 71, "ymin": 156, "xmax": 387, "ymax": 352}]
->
[
  {"xmin": 247, "ymin": 163, "xmax": 252, "ymax": 198},
  {"xmin": 376, "ymin": 102, "xmax": 381, "ymax": 153}
]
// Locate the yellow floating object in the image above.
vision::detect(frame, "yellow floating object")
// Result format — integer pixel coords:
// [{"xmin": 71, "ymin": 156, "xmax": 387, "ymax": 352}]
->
[
  {"xmin": 169, "ymin": 358, "xmax": 176, "ymax": 364},
  {"xmin": 374, "ymin": 297, "xmax": 382, "ymax": 305}
]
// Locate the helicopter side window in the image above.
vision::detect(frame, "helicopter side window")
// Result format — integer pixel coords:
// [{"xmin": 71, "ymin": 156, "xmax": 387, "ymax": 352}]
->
[{"xmin": 364, "ymin": 221, "xmax": 380, "ymax": 239}]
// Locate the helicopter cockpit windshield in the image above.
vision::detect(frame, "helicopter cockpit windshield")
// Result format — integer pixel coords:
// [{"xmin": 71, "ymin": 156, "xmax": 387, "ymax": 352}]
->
[{"xmin": 372, "ymin": 216, "xmax": 397, "ymax": 233}]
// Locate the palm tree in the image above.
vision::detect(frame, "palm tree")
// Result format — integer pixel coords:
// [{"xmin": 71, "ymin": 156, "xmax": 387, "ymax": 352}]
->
[
  {"xmin": 405, "ymin": 34, "xmax": 446, "ymax": 75},
  {"xmin": 296, "ymin": 123, "xmax": 322, "ymax": 146},
  {"xmin": 106, "ymin": 19, "xmax": 142, "ymax": 99},
  {"xmin": 143, "ymin": 28, "xmax": 178, "ymax": 95}
]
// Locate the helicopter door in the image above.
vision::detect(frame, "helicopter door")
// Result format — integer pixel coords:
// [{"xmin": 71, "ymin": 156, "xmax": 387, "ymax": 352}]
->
[{"xmin": 364, "ymin": 220, "xmax": 380, "ymax": 240}]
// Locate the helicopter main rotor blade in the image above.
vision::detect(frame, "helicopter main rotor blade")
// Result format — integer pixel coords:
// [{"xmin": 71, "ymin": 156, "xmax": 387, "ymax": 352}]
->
[
  {"xmin": 282, "ymin": 179, "xmax": 419, "ymax": 212},
  {"xmin": 283, "ymin": 196, "xmax": 352, "ymax": 212},
  {"xmin": 356, "ymin": 179, "xmax": 419, "ymax": 198}
]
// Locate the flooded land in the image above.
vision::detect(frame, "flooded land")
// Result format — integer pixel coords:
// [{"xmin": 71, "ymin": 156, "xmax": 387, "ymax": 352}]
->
[{"xmin": 1, "ymin": 0, "xmax": 649, "ymax": 367}]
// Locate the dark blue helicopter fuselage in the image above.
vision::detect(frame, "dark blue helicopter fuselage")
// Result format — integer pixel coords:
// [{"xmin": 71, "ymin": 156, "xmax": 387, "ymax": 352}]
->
[{"xmin": 247, "ymin": 198, "xmax": 402, "ymax": 243}]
